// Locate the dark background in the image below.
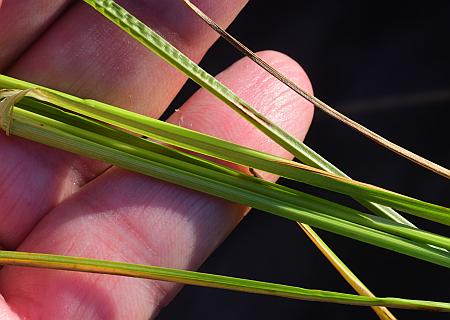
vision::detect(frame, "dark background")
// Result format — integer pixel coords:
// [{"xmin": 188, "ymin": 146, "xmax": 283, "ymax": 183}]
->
[{"xmin": 159, "ymin": 1, "xmax": 450, "ymax": 319}]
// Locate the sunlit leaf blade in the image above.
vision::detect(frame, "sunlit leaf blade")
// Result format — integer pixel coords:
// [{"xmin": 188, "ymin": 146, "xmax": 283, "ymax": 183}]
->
[
  {"xmin": 0, "ymin": 80, "xmax": 448, "ymax": 227},
  {"xmin": 0, "ymin": 250, "xmax": 448, "ymax": 312},
  {"xmin": 2, "ymin": 87, "xmax": 450, "ymax": 252},
  {"xmin": 1, "ymin": 96, "xmax": 449, "ymax": 267}
]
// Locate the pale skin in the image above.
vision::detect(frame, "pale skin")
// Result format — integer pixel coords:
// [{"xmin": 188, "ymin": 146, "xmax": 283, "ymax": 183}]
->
[{"xmin": 0, "ymin": 1, "xmax": 313, "ymax": 318}]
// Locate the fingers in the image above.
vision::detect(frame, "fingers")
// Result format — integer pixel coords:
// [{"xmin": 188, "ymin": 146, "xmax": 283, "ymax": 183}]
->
[
  {"xmin": 0, "ymin": 51, "xmax": 313, "ymax": 319},
  {"xmin": 0, "ymin": 0, "xmax": 72, "ymax": 70},
  {"xmin": 0, "ymin": 0, "xmax": 248, "ymax": 248}
]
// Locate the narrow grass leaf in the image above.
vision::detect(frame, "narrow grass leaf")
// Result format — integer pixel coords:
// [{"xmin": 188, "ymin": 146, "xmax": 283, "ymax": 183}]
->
[{"xmin": 0, "ymin": 250, "xmax": 448, "ymax": 312}]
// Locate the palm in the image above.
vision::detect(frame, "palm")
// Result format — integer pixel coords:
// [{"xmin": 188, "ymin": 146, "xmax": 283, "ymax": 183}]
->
[{"xmin": 0, "ymin": 1, "xmax": 313, "ymax": 318}]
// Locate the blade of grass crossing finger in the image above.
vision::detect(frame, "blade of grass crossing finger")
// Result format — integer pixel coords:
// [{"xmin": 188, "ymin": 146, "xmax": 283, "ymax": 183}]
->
[
  {"xmin": 1, "ymin": 86, "xmax": 449, "ymax": 250},
  {"xmin": 1, "ymin": 251, "xmax": 448, "ymax": 312},
  {"xmin": 30, "ymin": 90, "xmax": 448, "ymax": 224},
  {"xmin": 4, "ymin": 102, "xmax": 450, "ymax": 267},
  {"xmin": 1, "ymin": 83, "xmax": 448, "ymax": 226}
]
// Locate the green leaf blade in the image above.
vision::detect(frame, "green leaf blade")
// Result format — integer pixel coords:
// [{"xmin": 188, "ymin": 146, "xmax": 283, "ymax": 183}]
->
[{"xmin": 1, "ymin": 250, "xmax": 448, "ymax": 312}]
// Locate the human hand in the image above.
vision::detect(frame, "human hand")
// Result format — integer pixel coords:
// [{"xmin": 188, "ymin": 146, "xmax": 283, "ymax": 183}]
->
[{"xmin": 0, "ymin": 1, "xmax": 313, "ymax": 318}]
